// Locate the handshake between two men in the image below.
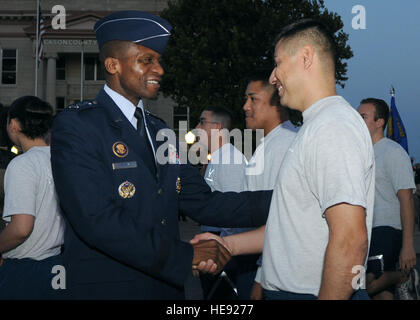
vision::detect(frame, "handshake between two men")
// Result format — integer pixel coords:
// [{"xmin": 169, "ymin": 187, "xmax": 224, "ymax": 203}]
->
[
  {"xmin": 191, "ymin": 235, "xmax": 232, "ymax": 276},
  {"xmin": 191, "ymin": 226, "xmax": 265, "ymax": 275}
]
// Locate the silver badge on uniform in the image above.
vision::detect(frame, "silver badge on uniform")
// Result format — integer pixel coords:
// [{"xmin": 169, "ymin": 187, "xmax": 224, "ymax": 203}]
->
[{"xmin": 118, "ymin": 181, "xmax": 136, "ymax": 198}]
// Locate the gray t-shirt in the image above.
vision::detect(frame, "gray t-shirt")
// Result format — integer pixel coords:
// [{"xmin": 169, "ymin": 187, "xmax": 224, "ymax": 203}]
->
[
  {"xmin": 372, "ymin": 137, "xmax": 416, "ymax": 229},
  {"xmin": 2, "ymin": 146, "xmax": 65, "ymax": 260},
  {"xmin": 261, "ymin": 96, "xmax": 375, "ymax": 296},
  {"xmin": 245, "ymin": 120, "xmax": 298, "ymax": 283},
  {"xmin": 245, "ymin": 120, "xmax": 298, "ymax": 189},
  {"xmin": 201, "ymin": 143, "xmax": 247, "ymax": 233}
]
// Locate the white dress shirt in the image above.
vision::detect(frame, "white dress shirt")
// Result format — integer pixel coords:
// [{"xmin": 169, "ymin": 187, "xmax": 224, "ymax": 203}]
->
[{"xmin": 104, "ymin": 84, "xmax": 156, "ymax": 159}]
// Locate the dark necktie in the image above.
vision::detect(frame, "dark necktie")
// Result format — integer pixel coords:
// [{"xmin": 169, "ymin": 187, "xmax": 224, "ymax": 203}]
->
[
  {"xmin": 134, "ymin": 107, "xmax": 157, "ymax": 175},
  {"xmin": 134, "ymin": 107, "xmax": 146, "ymax": 138}
]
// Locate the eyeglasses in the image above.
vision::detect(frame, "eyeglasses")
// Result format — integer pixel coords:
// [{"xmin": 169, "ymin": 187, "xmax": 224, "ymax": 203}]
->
[{"xmin": 199, "ymin": 118, "xmax": 219, "ymax": 125}]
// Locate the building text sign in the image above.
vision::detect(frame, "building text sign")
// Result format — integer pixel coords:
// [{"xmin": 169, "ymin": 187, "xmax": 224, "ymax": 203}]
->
[{"xmin": 44, "ymin": 39, "xmax": 97, "ymax": 46}]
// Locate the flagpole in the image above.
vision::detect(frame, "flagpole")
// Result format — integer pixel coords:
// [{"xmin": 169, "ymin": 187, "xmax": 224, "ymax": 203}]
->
[
  {"xmin": 34, "ymin": 0, "xmax": 40, "ymax": 96},
  {"xmin": 387, "ymin": 85, "xmax": 394, "ymax": 135}
]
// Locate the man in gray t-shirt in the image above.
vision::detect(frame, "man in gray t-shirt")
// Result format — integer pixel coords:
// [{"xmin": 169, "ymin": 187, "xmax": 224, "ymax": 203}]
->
[
  {"xmin": 194, "ymin": 106, "xmax": 247, "ymax": 299},
  {"xmin": 358, "ymin": 98, "xmax": 417, "ymax": 300},
  {"xmin": 192, "ymin": 19, "xmax": 374, "ymax": 300}
]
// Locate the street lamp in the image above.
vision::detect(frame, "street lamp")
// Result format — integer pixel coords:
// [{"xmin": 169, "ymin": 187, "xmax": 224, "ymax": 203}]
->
[{"xmin": 185, "ymin": 131, "xmax": 196, "ymax": 144}]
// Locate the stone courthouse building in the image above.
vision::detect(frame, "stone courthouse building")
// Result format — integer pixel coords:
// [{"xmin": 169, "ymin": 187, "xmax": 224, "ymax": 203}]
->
[{"xmin": 0, "ymin": 0, "xmax": 189, "ymax": 131}]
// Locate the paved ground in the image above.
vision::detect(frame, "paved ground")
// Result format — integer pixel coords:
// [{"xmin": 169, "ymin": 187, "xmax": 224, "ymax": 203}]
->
[{"xmin": 179, "ymin": 216, "xmax": 420, "ymax": 300}]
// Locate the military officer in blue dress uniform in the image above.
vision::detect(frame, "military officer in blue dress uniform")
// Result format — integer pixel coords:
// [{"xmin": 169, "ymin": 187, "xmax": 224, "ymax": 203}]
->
[{"xmin": 50, "ymin": 10, "xmax": 272, "ymax": 299}]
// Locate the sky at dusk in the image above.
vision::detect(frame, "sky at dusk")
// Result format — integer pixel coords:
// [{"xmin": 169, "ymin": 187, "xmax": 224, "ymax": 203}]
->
[{"xmin": 322, "ymin": 0, "xmax": 420, "ymax": 162}]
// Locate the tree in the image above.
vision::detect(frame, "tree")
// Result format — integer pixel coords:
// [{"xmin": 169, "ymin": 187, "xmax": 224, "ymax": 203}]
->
[{"xmin": 160, "ymin": 0, "xmax": 353, "ymax": 129}]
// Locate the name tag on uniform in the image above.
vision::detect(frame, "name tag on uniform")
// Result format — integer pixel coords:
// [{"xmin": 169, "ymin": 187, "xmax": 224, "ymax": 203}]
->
[{"xmin": 112, "ymin": 161, "xmax": 138, "ymax": 170}]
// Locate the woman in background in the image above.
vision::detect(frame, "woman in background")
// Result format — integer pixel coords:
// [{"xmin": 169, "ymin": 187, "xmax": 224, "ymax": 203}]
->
[{"xmin": 0, "ymin": 96, "xmax": 64, "ymax": 299}]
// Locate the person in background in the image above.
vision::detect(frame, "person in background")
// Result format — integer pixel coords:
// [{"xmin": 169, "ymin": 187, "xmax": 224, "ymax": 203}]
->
[
  {"xmin": 358, "ymin": 98, "xmax": 418, "ymax": 300},
  {"xmin": 0, "ymin": 95, "xmax": 65, "ymax": 299},
  {"xmin": 0, "ymin": 105, "xmax": 16, "ymax": 232},
  {"xmin": 414, "ymin": 169, "xmax": 420, "ymax": 230},
  {"xmin": 195, "ymin": 106, "xmax": 247, "ymax": 235},
  {"xmin": 195, "ymin": 106, "xmax": 247, "ymax": 299},
  {"xmin": 241, "ymin": 71, "xmax": 299, "ymax": 300}
]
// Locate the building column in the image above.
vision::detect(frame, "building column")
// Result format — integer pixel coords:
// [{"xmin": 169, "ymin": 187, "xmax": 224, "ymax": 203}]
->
[{"xmin": 46, "ymin": 53, "xmax": 57, "ymax": 113}]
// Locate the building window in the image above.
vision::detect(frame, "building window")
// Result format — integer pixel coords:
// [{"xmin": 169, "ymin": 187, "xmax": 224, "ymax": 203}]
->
[
  {"xmin": 85, "ymin": 56, "xmax": 105, "ymax": 81},
  {"xmin": 56, "ymin": 55, "xmax": 66, "ymax": 80},
  {"xmin": 1, "ymin": 49, "xmax": 17, "ymax": 85},
  {"xmin": 56, "ymin": 97, "xmax": 65, "ymax": 112}
]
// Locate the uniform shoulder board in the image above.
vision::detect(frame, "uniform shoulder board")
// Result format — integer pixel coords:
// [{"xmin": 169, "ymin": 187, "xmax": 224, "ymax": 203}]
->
[
  {"xmin": 65, "ymin": 100, "xmax": 99, "ymax": 111},
  {"xmin": 145, "ymin": 110, "xmax": 167, "ymax": 125}
]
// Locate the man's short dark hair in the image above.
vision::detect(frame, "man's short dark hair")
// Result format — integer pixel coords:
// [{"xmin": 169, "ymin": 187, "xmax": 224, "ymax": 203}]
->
[
  {"xmin": 203, "ymin": 106, "xmax": 232, "ymax": 130},
  {"xmin": 360, "ymin": 98, "xmax": 389, "ymax": 130},
  {"xmin": 246, "ymin": 70, "xmax": 279, "ymax": 107},
  {"xmin": 245, "ymin": 70, "xmax": 303, "ymax": 126},
  {"xmin": 274, "ymin": 19, "xmax": 337, "ymax": 71}
]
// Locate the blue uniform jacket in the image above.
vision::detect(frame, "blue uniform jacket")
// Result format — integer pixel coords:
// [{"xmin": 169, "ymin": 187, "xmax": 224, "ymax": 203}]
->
[{"xmin": 50, "ymin": 88, "xmax": 272, "ymax": 299}]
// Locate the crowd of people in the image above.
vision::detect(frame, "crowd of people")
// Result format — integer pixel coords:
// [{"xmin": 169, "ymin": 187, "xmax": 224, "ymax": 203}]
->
[{"xmin": 0, "ymin": 10, "xmax": 419, "ymax": 300}]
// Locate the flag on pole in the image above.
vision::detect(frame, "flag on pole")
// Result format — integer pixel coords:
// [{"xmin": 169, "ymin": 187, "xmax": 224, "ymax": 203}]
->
[
  {"xmin": 386, "ymin": 92, "xmax": 409, "ymax": 154},
  {"xmin": 37, "ymin": 4, "xmax": 45, "ymax": 63}
]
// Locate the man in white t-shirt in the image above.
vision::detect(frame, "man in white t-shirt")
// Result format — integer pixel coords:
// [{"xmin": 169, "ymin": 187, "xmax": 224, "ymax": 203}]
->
[
  {"xmin": 192, "ymin": 19, "xmax": 374, "ymax": 300},
  {"xmin": 358, "ymin": 98, "xmax": 417, "ymax": 300},
  {"xmin": 194, "ymin": 106, "xmax": 247, "ymax": 299}
]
